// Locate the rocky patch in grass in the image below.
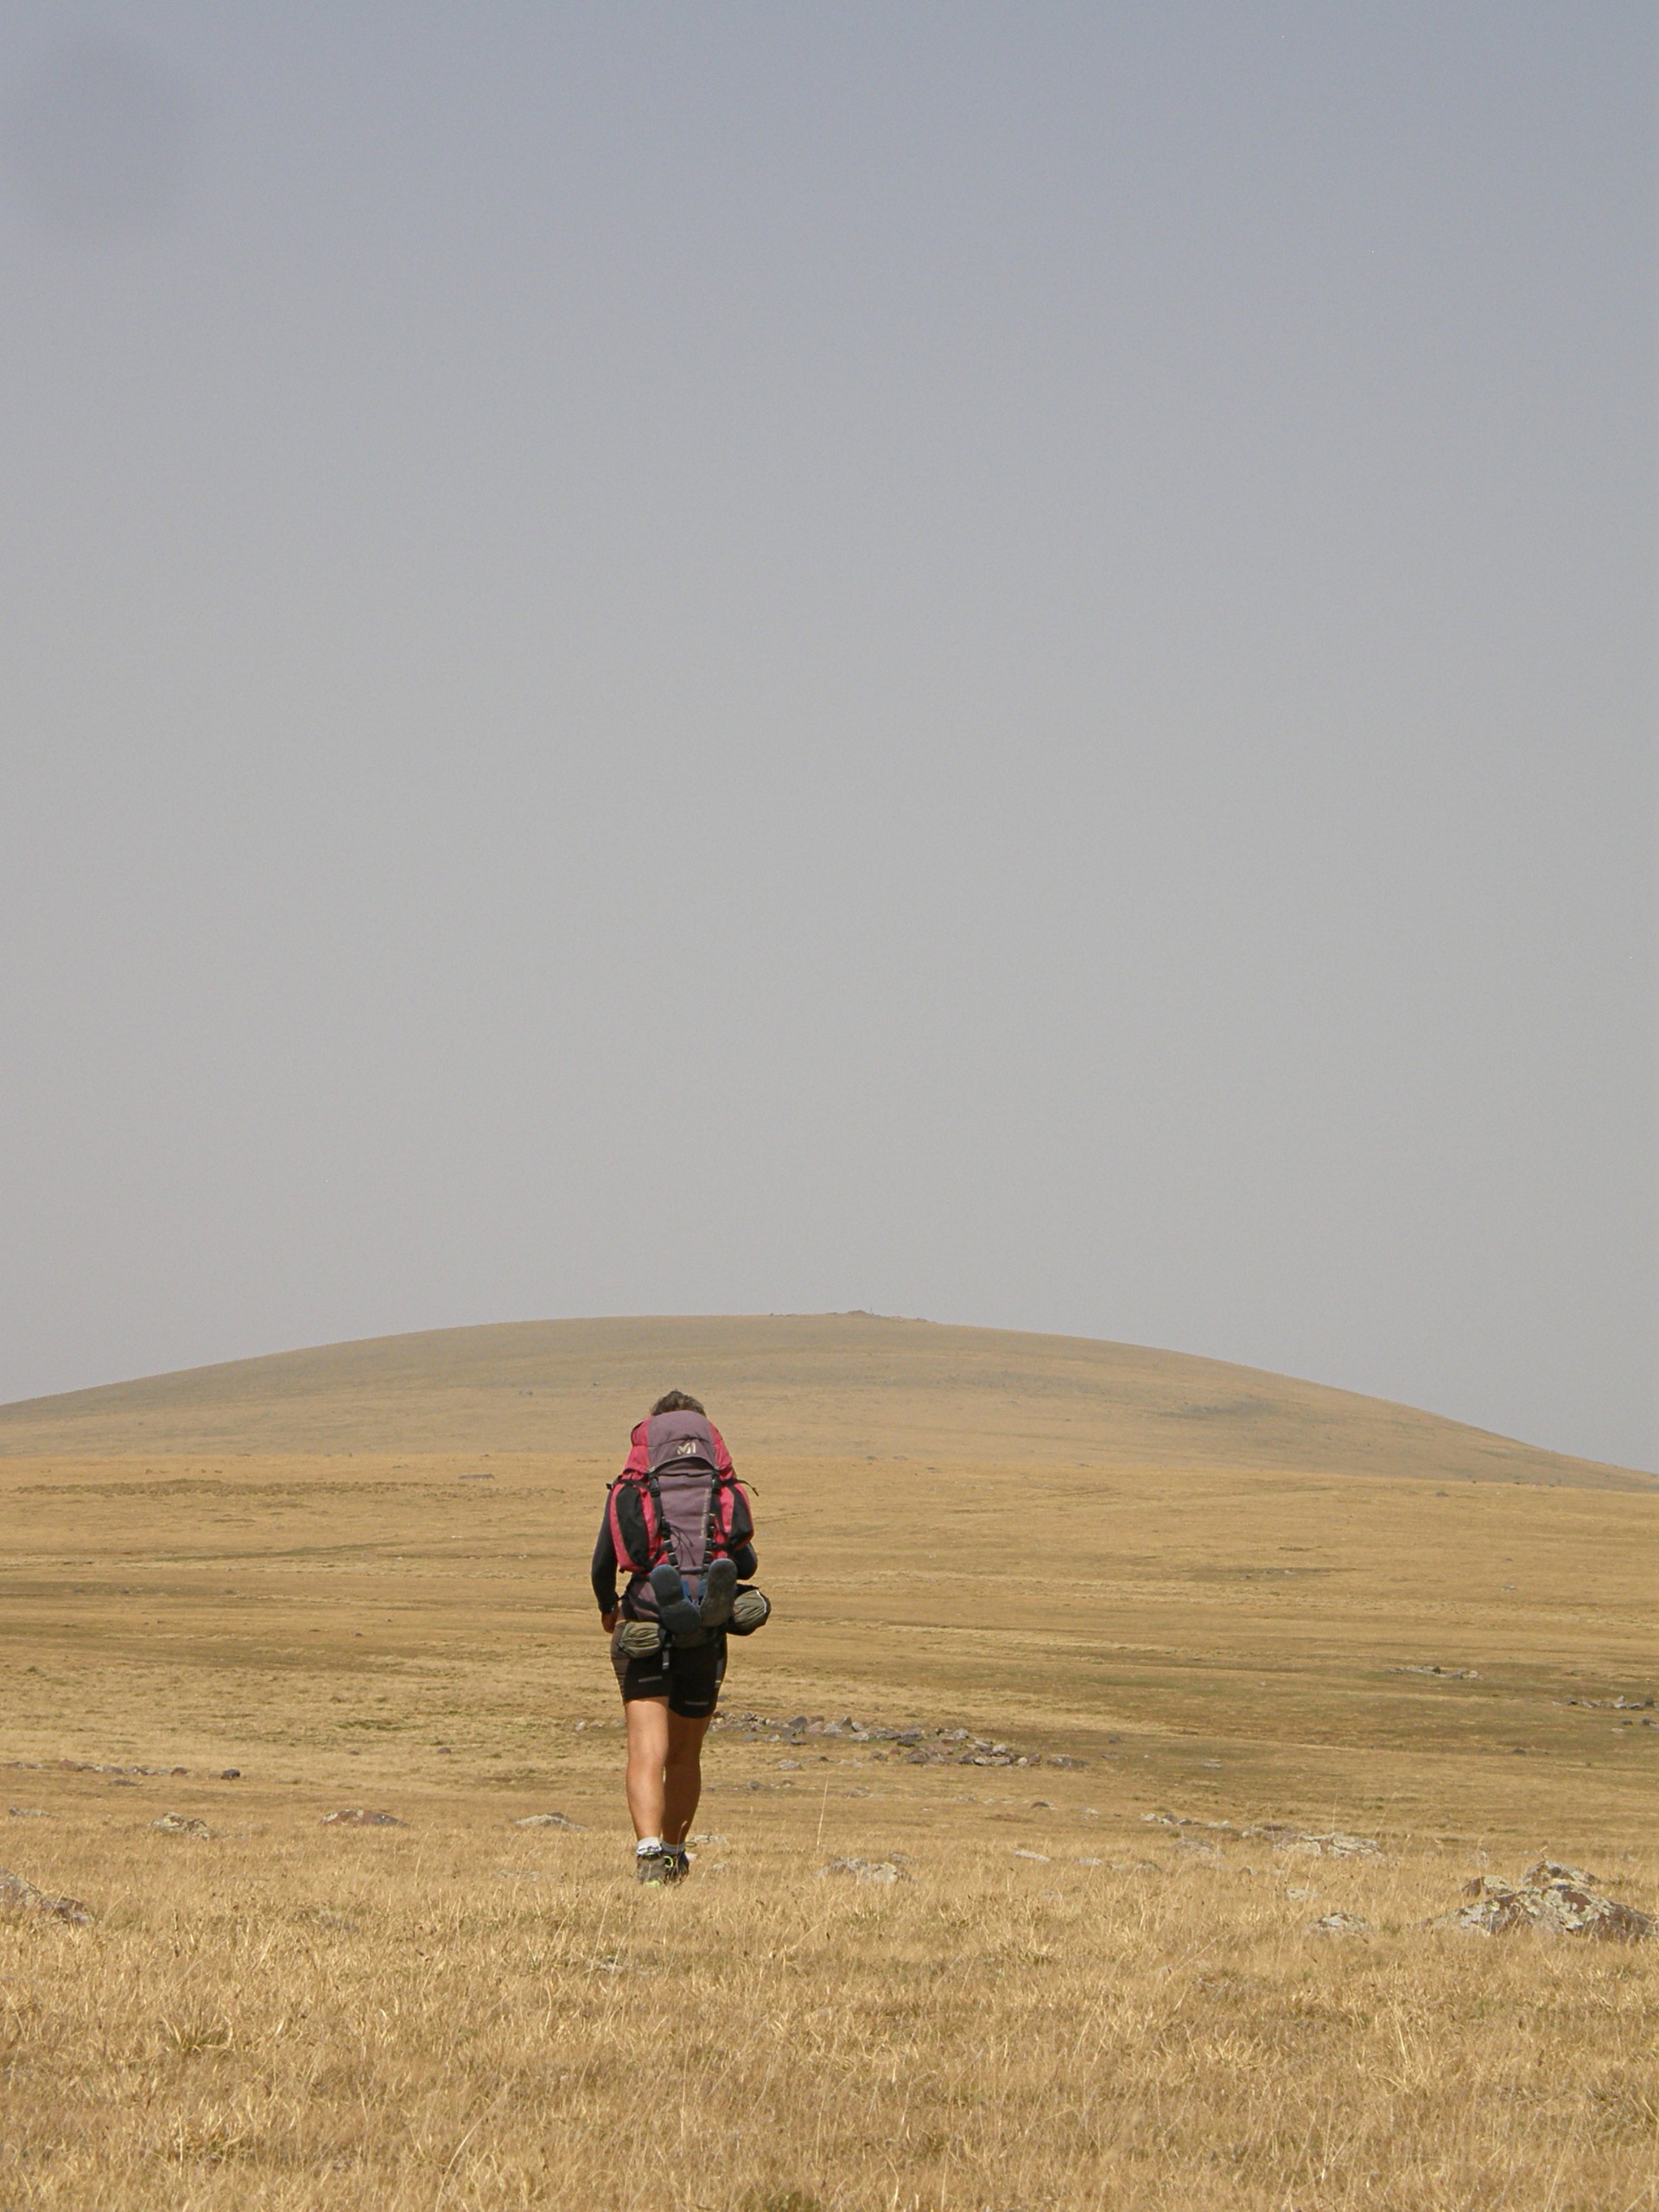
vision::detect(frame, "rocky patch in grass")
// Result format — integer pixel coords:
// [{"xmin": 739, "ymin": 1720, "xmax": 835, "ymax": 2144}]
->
[
  {"xmin": 321, "ymin": 1809, "xmax": 406, "ymax": 1828},
  {"xmin": 3, "ymin": 1757, "xmax": 192, "ymax": 1777},
  {"xmin": 1446, "ymin": 1860, "xmax": 1655, "ymax": 1942},
  {"xmin": 714, "ymin": 1711, "xmax": 1078, "ymax": 1768},
  {"xmin": 1142, "ymin": 1812, "xmax": 1381, "ymax": 1858}
]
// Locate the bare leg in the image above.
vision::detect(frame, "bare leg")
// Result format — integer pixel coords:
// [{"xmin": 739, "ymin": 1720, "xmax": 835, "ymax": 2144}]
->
[
  {"xmin": 624, "ymin": 1698, "xmax": 671, "ymax": 1840},
  {"xmin": 663, "ymin": 1713, "xmax": 710, "ymax": 1846}
]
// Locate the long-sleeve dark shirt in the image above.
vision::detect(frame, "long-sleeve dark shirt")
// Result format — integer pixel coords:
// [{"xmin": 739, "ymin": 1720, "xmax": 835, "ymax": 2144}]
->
[{"xmin": 591, "ymin": 1513, "xmax": 757, "ymax": 1615}]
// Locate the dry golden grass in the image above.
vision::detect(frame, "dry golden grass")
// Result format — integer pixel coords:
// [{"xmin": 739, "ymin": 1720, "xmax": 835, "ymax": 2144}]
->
[{"xmin": 2, "ymin": 1316, "xmax": 1656, "ymax": 2209}]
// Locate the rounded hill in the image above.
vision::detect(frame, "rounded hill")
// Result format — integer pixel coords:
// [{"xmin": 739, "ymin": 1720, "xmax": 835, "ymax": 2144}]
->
[{"xmin": 0, "ymin": 1313, "xmax": 1643, "ymax": 1485}]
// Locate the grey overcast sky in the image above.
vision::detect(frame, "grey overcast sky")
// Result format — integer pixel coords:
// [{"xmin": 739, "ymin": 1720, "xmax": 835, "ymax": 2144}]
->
[{"xmin": 1, "ymin": 3, "xmax": 1654, "ymax": 1468}]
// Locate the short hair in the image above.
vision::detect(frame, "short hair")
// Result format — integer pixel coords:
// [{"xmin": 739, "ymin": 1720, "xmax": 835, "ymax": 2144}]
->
[{"xmin": 650, "ymin": 1389, "xmax": 706, "ymax": 1417}]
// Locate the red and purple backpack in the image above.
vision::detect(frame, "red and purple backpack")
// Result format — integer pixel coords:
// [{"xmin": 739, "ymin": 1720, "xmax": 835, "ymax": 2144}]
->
[{"xmin": 607, "ymin": 1408, "xmax": 754, "ymax": 1604}]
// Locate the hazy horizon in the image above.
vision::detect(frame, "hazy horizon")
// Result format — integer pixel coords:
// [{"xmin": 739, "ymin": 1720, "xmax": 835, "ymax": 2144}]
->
[{"xmin": 3, "ymin": 4, "xmax": 1655, "ymax": 1469}]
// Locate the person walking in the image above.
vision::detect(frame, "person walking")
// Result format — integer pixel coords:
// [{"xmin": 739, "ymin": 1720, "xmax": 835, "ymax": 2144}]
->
[{"xmin": 592, "ymin": 1390, "xmax": 768, "ymax": 1883}]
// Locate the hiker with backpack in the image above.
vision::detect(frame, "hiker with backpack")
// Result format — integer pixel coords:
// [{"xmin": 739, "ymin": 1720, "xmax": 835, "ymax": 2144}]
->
[{"xmin": 592, "ymin": 1390, "xmax": 770, "ymax": 1883}]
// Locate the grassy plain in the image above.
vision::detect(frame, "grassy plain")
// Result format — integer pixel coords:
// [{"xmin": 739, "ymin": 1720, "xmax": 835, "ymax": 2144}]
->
[{"xmin": 2, "ymin": 1314, "xmax": 1656, "ymax": 2209}]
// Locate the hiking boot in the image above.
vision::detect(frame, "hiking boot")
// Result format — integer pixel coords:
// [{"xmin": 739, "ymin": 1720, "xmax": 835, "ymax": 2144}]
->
[
  {"xmin": 649, "ymin": 1560, "xmax": 705, "ymax": 1645},
  {"xmin": 663, "ymin": 1846, "xmax": 690, "ymax": 1884},
  {"xmin": 700, "ymin": 1557, "xmax": 737, "ymax": 1630},
  {"xmin": 728, "ymin": 1586, "xmax": 772, "ymax": 1636},
  {"xmin": 615, "ymin": 1618, "xmax": 664, "ymax": 1659},
  {"xmin": 635, "ymin": 1842, "xmax": 671, "ymax": 1885}
]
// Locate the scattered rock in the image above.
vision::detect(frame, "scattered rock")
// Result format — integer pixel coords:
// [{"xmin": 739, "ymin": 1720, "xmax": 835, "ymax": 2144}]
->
[
  {"xmin": 8, "ymin": 1808, "xmax": 48, "ymax": 1820},
  {"xmin": 512, "ymin": 1812, "xmax": 581, "ymax": 1829},
  {"xmin": 1398, "ymin": 1665, "xmax": 1479, "ymax": 1680},
  {"xmin": 314, "ymin": 1910, "xmax": 358, "ymax": 1930},
  {"xmin": 151, "ymin": 1813, "xmax": 213, "ymax": 1838},
  {"xmin": 818, "ymin": 1856, "xmax": 906, "ymax": 1884},
  {"xmin": 1046, "ymin": 1754, "xmax": 1086, "ymax": 1769},
  {"xmin": 1306, "ymin": 1912, "xmax": 1370, "ymax": 1936},
  {"xmin": 321, "ymin": 1809, "xmax": 406, "ymax": 1827},
  {"xmin": 219, "ymin": 1769, "xmax": 241, "ymax": 1780},
  {"xmin": 1012, "ymin": 1849, "xmax": 1050, "ymax": 1863},
  {"xmin": 1446, "ymin": 1861, "xmax": 1655, "ymax": 1942},
  {"xmin": 0, "ymin": 1869, "xmax": 91, "ymax": 1924}
]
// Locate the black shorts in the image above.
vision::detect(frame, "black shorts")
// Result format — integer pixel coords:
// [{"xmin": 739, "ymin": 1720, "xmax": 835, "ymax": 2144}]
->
[{"xmin": 610, "ymin": 1626, "xmax": 727, "ymax": 1719}]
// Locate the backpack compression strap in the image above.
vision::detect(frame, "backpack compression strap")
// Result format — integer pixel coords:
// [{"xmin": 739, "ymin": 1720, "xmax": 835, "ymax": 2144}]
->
[{"xmin": 642, "ymin": 1470, "xmax": 671, "ymax": 1570}]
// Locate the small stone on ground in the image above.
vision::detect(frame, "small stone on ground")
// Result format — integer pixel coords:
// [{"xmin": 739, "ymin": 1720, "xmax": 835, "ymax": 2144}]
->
[{"xmin": 151, "ymin": 1813, "xmax": 213, "ymax": 1837}]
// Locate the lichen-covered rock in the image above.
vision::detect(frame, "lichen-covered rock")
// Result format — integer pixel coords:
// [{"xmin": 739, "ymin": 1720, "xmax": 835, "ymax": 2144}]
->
[
  {"xmin": 152, "ymin": 1813, "xmax": 213, "ymax": 1837},
  {"xmin": 321, "ymin": 1808, "xmax": 406, "ymax": 1827},
  {"xmin": 1449, "ymin": 1861, "xmax": 1654, "ymax": 1942},
  {"xmin": 818, "ymin": 1855, "xmax": 906, "ymax": 1884},
  {"xmin": 0, "ymin": 1869, "xmax": 91, "ymax": 1923}
]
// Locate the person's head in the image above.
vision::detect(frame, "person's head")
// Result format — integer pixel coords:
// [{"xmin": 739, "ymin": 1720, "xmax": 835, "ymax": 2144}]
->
[{"xmin": 650, "ymin": 1389, "xmax": 705, "ymax": 1417}]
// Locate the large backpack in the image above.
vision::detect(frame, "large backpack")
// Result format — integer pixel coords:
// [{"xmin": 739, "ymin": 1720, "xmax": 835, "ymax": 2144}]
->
[{"xmin": 606, "ymin": 1409, "xmax": 754, "ymax": 1607}]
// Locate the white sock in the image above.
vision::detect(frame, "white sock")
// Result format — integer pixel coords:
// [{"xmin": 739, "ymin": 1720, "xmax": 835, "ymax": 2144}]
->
[{"xmin": 636, "ymin": 1836, "xmax": 664, "ymax": 1855}]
